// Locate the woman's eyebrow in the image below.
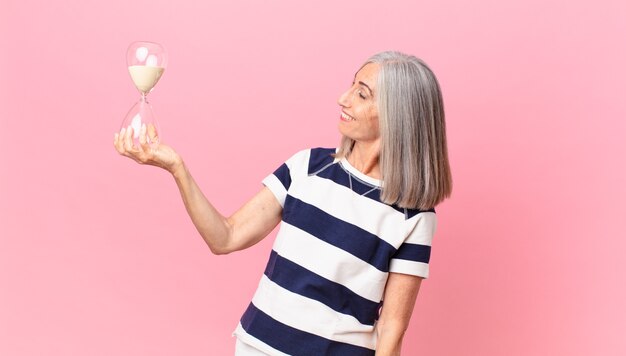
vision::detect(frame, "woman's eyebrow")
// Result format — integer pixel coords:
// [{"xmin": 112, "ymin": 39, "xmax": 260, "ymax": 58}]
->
[{"xmin": 359, "ymin": 81, "xmax": 373, "ymax": 95}]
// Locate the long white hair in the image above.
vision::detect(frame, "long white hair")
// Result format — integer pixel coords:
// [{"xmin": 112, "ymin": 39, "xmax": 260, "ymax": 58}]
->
[{"xmin": 337, "ymin": 51, "xmax": 452, "ymax": 209}]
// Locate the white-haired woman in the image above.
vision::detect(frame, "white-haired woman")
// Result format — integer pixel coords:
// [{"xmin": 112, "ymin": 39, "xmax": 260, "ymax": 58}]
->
[{"xmin": 114, "ymin": 51, "xmax": 452, "ymax": 355}]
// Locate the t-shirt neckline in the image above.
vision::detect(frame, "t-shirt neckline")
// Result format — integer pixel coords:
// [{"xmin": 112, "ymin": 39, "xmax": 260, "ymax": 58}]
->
[{"xmin": 339, "ymin": 156, "xmax": 382, "ymax": 187}]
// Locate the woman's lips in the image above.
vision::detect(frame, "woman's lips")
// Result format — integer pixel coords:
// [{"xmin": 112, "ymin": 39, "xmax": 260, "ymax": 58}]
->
[{"xmin": 340, "ymin": 112, "xmax": 354, "ymax": 122}]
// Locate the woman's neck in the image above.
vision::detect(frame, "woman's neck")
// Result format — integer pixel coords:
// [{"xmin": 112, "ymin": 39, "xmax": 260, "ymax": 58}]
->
[{"xmin": 347, "ymin": 141, "xmax": 381, "ymax": 179}]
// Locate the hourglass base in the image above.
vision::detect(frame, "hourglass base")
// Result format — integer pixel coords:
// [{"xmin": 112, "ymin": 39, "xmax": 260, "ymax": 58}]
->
[{"xmin": 120, "ymin": 98, "xmax": 160, "ymax": 148}]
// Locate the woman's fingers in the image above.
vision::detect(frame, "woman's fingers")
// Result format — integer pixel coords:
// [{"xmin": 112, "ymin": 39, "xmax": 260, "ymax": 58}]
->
[
  {"xmin": 114, "ymin": 132, "xmax": 121, "ymax": 152},
  {"xmin": 136, "ymin": 126, "xmax": 155, "ymax": 164},
  {"xmin": 139, "ymin": 123, "xmax": 151, "ymax": 155},
  {"xmin": 117, "ymin": 126, "xmax": 142, "ymax": 163},
  {"xmin": 114, "ymin": 127, "xmax": 127, "ymax": 154},
  {"xmin": 132, "ymin": 124, "xmax": 158, "ymax": 165},
  {"xmin": 138, "ymin": 123, "xmax": 147, "ymax": 145},
  {"xmin": 123, "ymin": 126, "xmax": 136, "ymax": 152},
  {"xmin": 147, "ymin": 124, "xmax": 158, "ymax": 144},
  {"xmin": 114, "ymin": 124, "xmax": 167, "ymax": 167}
]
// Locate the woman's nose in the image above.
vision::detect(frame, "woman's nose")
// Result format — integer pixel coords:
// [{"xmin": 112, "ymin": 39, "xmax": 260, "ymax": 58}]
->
[{"xmin": 337, "ymin": 89, "xmax": 351, "ymax": 107}]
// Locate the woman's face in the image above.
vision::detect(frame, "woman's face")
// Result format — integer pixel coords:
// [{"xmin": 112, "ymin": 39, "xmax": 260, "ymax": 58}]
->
[{"xmin": 337, "ymin": 63, "xmax": 380, "ymax": 144}]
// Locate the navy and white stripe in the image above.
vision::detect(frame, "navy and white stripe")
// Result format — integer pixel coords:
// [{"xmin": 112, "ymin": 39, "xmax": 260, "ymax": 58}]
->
[
  {"xmin": 234, "ymin": 148, "xmax": 437, "ymax": 354},
  {"xmin": 239, "ymin": 303, "xmax": 375, "ymax": 355}
]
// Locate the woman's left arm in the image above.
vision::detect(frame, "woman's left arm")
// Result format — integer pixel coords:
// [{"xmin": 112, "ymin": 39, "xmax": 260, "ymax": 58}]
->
[{"xmin": 375, "ymin": 272, "xmax": 423, "ymax": 356}]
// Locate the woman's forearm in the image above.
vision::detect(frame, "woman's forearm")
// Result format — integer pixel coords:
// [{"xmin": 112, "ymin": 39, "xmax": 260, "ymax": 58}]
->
[
  {"xmin": 114, "ymin": 128, "xmax": 280, "ymax": 254},
  {"xmin": 375, "ymin": 323, "xmax": 405, "ymax": 356},
  {"xmin": 170, "ymin": 161, "xmax": 233, "ymax": 254}
]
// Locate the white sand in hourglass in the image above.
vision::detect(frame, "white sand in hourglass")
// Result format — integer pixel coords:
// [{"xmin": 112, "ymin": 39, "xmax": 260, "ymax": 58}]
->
[{"xmin": 128, "ymin": 65, "xmax": 165, "ymax": 94}]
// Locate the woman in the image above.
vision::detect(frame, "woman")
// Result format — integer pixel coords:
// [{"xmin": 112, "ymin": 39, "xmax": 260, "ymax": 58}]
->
[{"xmin": 114, "ymin": 51, "xmax": 452, "ymax": 355}]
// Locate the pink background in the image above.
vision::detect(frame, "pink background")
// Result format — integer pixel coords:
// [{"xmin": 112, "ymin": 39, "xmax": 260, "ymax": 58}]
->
[{"xmin": 1, "ymin": 0, "xmax": 625, "ymax": 355}]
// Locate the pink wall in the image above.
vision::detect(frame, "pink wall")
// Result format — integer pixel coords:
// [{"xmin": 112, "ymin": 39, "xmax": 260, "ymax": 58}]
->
[{"xmin": 1, "ymin": 0, "xmax": 625, "ymax": 355}]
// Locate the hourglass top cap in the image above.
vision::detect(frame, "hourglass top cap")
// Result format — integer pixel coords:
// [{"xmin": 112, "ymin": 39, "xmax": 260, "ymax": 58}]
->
[{"xmin": 126, "ymin": 41, "xmax": 168, "ymax": 68}]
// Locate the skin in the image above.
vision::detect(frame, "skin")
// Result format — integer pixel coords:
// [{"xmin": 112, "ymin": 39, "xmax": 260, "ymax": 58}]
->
[
  {"xmin": 114, "ymin": 63, "xmax": 423, "ymax": 355},
  {"xmin": 338, "ymin": 63, "xmax": 382, "ymax": 179}
]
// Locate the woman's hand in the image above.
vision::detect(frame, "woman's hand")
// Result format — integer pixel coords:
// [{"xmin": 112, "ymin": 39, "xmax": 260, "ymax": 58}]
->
[{"xmin": 113, "ymin": 124, "xmax": 182, "ymax": 174}]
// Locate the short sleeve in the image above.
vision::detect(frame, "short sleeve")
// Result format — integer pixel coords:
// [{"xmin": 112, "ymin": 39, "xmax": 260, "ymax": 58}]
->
[
  {"xmin": 388, "ymin": 211, "xmax": 437, "ymax": 278},
  {"xmin": 262, "ymin": 149, "xmax": 311, "ymax": 207}
]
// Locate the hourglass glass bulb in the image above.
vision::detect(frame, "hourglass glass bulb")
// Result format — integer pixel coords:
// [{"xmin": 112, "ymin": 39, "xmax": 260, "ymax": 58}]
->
[{"xmin": 121, "ymin": 95, "xmax": 160, "ymax": 147}]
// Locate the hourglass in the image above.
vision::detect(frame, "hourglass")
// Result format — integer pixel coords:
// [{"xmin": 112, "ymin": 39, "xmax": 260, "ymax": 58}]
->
[{"xmin": 120, "ymin": 41, "xmax": 167, "ymax": 147}]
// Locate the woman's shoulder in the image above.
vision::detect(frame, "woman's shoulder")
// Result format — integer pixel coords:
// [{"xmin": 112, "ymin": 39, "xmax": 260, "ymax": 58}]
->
[
  {"xmin": 305, "ymin": 147, "xmax": 337, "ymax": 174},
  {"xmin": 280, "ymin": 147, "xmax": 337, "ymax": 177}
]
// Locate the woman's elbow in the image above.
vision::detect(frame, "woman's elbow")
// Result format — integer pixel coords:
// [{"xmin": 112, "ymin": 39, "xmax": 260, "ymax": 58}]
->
[
  {"xmin": 209, "ymin": 246, "xmax": 229, "ymax": 255},
  {"xmin": 202, "ymin": 236, "xmax": 234, "ymax": 255}
]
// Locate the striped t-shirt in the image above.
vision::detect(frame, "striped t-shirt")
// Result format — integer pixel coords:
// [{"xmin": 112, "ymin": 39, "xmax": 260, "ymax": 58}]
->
[{"xmin": 233, "ymin": 148, "xmax": 437, "ymax": 355}]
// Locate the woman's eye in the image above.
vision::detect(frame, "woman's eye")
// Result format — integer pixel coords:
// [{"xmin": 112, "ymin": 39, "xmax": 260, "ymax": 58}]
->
[{"xmin": 358, "ymin": 91, "xmax": 366, "ymax": 99}]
